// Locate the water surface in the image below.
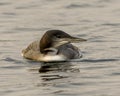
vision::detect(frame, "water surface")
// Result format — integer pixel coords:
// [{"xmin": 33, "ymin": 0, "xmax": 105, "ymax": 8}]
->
[{"xmin": 0, "ymin": 0, "xmax": 120, "ymax": 96}]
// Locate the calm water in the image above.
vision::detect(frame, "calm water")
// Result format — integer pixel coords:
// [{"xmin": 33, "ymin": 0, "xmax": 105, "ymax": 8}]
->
[{"xmin": 0, "ymin": 0, "xmax": 120, "ymax": 96}]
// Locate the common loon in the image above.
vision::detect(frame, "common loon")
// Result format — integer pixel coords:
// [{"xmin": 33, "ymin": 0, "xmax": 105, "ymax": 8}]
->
[{"xmin": 22, "ymin": 30, "xmax": 86, "ymax": 62}]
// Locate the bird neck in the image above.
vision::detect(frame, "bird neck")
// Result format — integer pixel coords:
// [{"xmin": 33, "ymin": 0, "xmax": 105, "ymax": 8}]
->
[{"xmin": 39, "ymin": 34, "xmax": 52, "ymax": 53}]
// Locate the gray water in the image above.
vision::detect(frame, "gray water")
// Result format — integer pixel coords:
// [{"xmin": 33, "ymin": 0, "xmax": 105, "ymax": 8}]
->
[{"xmin": 0, "ymin": 0, "xmax": 120, "ymax": 96}]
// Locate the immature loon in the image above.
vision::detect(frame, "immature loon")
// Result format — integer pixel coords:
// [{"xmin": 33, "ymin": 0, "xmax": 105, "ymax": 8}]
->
[{"xmin": 22, "ymin": 30, "xmax": 86, "ymax": 62}]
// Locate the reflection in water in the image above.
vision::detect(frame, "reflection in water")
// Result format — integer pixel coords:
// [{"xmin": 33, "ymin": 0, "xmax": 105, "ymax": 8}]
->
[
  {"xmin": 39, "ymin": 62, "xmax": 80, "ymax": 81},
  {"xmin": 41, "ymin": 74, "xmax": 68, "ymax": 81},
  {"xmin": 39, "ymin": 62, "xmax": 80, "ymax": 73}
]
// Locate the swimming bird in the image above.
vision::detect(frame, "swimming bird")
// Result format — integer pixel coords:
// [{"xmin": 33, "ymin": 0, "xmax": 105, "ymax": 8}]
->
[{"xmin": 22, "ymin": 30, "xmax": 86, "ymax": 62}]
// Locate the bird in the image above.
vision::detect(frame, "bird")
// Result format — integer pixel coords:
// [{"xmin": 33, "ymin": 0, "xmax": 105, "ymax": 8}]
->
[{"xmin": 21, "ymin": 30, "xmax": 86, "ymax": 62}]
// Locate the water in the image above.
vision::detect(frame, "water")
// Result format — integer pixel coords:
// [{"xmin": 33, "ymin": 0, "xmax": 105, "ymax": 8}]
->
[{"xmin": 0, "ymin": 0, "xmax": 120, "ymax": 96}]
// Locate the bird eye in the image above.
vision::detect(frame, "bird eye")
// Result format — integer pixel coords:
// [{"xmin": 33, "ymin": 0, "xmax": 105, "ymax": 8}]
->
[{"xmin": 56, "ymin": 35, "xmax": 61, "ymax": 38}]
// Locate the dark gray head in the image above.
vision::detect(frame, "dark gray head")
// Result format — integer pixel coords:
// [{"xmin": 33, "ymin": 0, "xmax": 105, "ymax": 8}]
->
[{"xmin": 40, "ymin": 30, "xmax": 86, "ymax": 53}]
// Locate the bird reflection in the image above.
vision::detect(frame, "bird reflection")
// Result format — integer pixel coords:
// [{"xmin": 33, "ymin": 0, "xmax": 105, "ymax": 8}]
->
[
  {"xmin": 39, "ymin": 61, "xmax": 80, "ymax": 81},
  {"xmin": 39, "ymin": 61, "xmax": 78, "ymax": 73},
  {"xmin": 39, "ymin": 61, "xmax": 70, "ymax": 73}
]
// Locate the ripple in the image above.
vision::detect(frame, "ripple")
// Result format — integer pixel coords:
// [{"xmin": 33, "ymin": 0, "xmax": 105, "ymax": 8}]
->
[
  {"xmin": 2, "ymin": 12, "xmax": 17, "ymax": 16},
  {"xmin": 0, "ymin": 2, "xmax": 12, "ymax": 6},
  {"xmin": 109, "ymin": 72, "xmax": 120, "ymax": 76},
  {"xmin": 16, "ymin": 5, "xmax": 37, "ymax": 9},
  {"xmin": 52, "ymin": 23, "xmax": 75, "ymax": 26},
  {"xmin": 14, "ymin": 27, "xmax": 42, "ymax": 31},
  {"xmin": 101, "ymin": 23, "xmax": 120, "ymax": 27},
  {"xmin": 66, "ymin": 4, "xmax": 92, "ymax": 9},
  {"xmin": 97, "ymin": 0, "xmax": 112, "ymax": 3},
  {"xmin": 70, "ymin": 58, "xmax": 119, "ymax": 63},
  {"xmin": 2, "ymin": 57, "xmax": 24, "ymax": 64},
  {"xmin": 15, "ymin": 3, "xmax": 39, "ymax": 9},
  {"xmin": 0, "ymin": 40, "xmax": 17, "ymax": 42},
  {"xmin": 0, "ymin": 65, "xmax": 24, "ymax": 69},
  {"xmin": 65, "ymin": 3, "xmax": 104, "ymax": 9},
  {"xmin": 13, "ymin": 27, "xmax": 50, "ymax": 32}
]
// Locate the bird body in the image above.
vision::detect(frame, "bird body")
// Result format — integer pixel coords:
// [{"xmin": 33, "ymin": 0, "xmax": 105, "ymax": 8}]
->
[{"xmin": 22, "ymin": 30, "xmax": 86, "ymax": 62}]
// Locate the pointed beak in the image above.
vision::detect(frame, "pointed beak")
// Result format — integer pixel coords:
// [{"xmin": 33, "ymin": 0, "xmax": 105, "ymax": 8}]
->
[
  {"xmin": 54, "ymin": 36, "xmax": 87, "ymax": 47},
  {"xmin": 70, "ymin": 37, "xmax": 87, "ymax": 43},
  {"xmin": 65, "ymin": 36, "xmax": 87, "ymax": 43}
]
